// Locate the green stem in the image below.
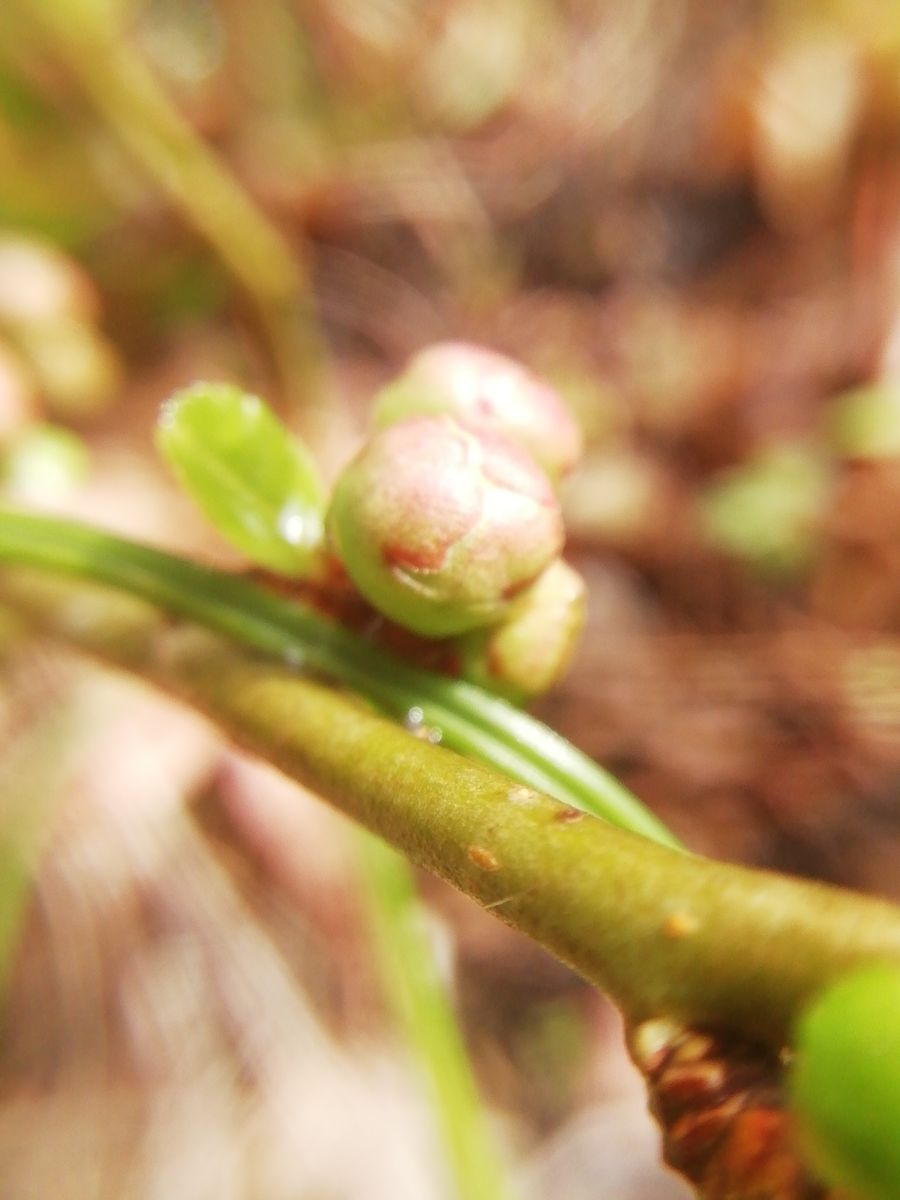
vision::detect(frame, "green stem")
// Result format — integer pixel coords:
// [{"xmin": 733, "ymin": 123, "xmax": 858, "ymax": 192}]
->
[
  {"xmin": 0, "ymin": 508, "xmax": 679, "ymax": 848},
  {"xmin": 356, "ymin": 833, "xmax": 512, "ymax": 1200},
  {"xmin": 0, "ymin": 517, "xmax": 515, "ymax": 1198},
  {"xmin": 3, "ymin": 565, "xmax": 900, "ymax": 1047}
]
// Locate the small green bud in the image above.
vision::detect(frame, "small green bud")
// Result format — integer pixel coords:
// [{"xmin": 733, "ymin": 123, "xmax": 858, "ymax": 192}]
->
[
  {"xmin": 328, "ymin": 416, "xmax": 564, "ymax": 637},
  {"xmin": 828, "ymin": 381, "xmax": 900, "ymax": 459},
  {"xmin": 700, "ymin": 443, "xmax": 831, "ymax": 576},
  {"xmin": 455, "ymin": 558, "xmax": 586, "ymax": 703},
  {"xmin": 790, "ymin": 964, "xmax": 900, "ymax": 1200},
  {"xmin": 17, "ymin": 320, "xmax": 120, "ymax": 420},
  {"xmin": 373, "ymin": 342, "xmax": 583, "ymax": 482}
]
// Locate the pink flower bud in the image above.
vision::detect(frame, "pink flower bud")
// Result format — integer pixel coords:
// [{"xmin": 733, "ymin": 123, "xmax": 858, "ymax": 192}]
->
[
  {"xmin": 373, "ymin": 342, "xmax": 583, "ymax": 481},
  {"xmin": 456, "ymin": 558, "xmax": 586, "ymax": 703},
  {"xmin": 328, "ymin": 415, "xmax": 564, "ymax": 637}
]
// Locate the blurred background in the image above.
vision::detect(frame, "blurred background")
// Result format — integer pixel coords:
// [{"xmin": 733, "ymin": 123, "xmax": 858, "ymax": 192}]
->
[{"xmin": 0, "ymin": 0, "xmax": 899, "ymax": 1196}]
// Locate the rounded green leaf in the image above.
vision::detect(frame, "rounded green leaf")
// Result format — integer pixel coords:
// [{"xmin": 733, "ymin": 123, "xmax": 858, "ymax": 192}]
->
[
  {"xmin": 156, "ymin": 382, "xmax": 326, "ymax": 577},
  {"xmin": 790, "ymin": 964, "xmax": 900, "ymax": 1200}
]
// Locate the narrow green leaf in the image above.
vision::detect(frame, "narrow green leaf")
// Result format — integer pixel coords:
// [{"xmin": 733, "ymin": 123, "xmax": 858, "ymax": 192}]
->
[
  {"xmin": 156, "ymin": 382, "xmax": 326, "ymax": 577},
  {"xmin": 356, "ymin": 832, "xmax": 512, "ymax": 1200}
]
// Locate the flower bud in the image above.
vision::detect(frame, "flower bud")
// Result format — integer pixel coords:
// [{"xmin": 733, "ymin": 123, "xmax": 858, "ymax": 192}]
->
[
  {"xmin": 0, "ymin": 237, "xmax": 119, "ymax": 419},
  {"xmin": 373, "ymin": 342, "xmax": 582, "ymax": 482},
  {"xmin": 17, "ymin": 320, "xmax": 120, "ymax": 420},
  {"xmin": 0, "ymin": 235, "xmax": 97, "ymax": 327},
  {"xmin": 455, "ymin": 558, "xmax": 586, "ymax": 703},
  {"xmin": 328, "ymin": 416, "xmax": 564, "ymax": 637}
]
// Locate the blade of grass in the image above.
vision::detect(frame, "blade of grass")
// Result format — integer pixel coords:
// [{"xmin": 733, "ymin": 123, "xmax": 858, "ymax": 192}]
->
[
  {"xmin": 0, "ymin": 663, "xmax": 72, "ymax": 1002},
  {"xmin": 4, "ymin": 568, "xmax": 900, "ymax": 1048},
  {"xmin": 357, "ymin": 832, "xmax": 512, "ymax": 1200},
  {"xmin": 0, "ymin": 507, "xmax": 680, "ymax": 848},
  {"xmin": 12, "ymin": 0, "xmax": 331, "ymax": 424}
]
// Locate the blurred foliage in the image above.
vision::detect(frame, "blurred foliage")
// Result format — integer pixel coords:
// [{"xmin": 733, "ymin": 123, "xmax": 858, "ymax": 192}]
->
[{"xmin": 700, "ymin": 443, "xmax": 833, "ymax": 577}]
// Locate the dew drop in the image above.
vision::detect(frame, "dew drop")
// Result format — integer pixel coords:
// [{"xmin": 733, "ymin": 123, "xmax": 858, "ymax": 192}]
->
[
  {"xmin": 283, "ymin": 645, "xmax": 305, "ymax": 670},
  {"xmin": 277, "ymin": 499, "xmax": 319, "ymax": 548},
  {"xmin": 405, "ymin": 705, "xmax": 425, "ymax": 729}
]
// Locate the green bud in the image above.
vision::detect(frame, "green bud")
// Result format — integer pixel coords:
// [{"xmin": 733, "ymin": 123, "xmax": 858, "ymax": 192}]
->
[
  {"xmin": 373, "ymin": 342, "xmax": 583, "ymax": 482},
  {"xmin": 328, "ymin": 416, "xmax": 564, "ymax": 637},
  {"xmin": 700, "ymin": 443, "xmax": 831, "ymax": 576},
  {"xmin": 828, "ymin": 381, "xmax": 900, "ymax": 460},
  {"xmin": 455, "ymin": 558, "xmax": 586, "ymax": 703},
  {"xmin": 17, "ymin": 320, "xmax": 120, "ymax": 420},
  {"xmin": 790, "ymin": 964, "xmax": 900, "ymax": 1200}
]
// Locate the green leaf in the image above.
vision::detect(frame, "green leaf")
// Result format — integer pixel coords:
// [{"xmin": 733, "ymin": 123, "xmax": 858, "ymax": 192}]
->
[
  {"xmin": 156, "ymin": 382, "xmax": 326, "ymax": 577},
  {"xmin": 790, "ymin": 964, "xmax": 900, "ymax": 1200}
]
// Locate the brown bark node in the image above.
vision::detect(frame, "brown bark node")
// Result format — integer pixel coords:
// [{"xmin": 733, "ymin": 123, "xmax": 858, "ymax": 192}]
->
[{"xmin": 629, "ymin": 1019, "xmax": 849, "ymax": 1200}]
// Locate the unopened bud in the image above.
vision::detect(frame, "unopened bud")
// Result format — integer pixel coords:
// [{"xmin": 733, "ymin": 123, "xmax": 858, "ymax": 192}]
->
[
  {"xmin": 0, "ymin": 235, "xmax": 97, "ymax": 327},
  {"xmin": 455, "ymin": 558, "xmax": 586, "ymax": 703},
  {"xmin": 328, "ymin": 416, "xmax": 564, "ymax": 637},
  {"xmin": 0, "ymin": 237, "xmax": 119, "ymax": 419},
  {"xmin": 18, "ymin": 320, "xmax": 120, "ymax": 419},
  {"xmin": 373, "ymin": 342, "xmax": 583, "ymax": 482}
]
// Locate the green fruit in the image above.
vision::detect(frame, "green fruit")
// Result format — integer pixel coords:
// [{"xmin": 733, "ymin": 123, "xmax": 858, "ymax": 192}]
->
[
  {"xmin": 328, "ymin": 415, "xmax": 564, "ymax": 637},
  {"xmin": 790, "ymin": 964, "xmax": 900, "ymax": 1200}
]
